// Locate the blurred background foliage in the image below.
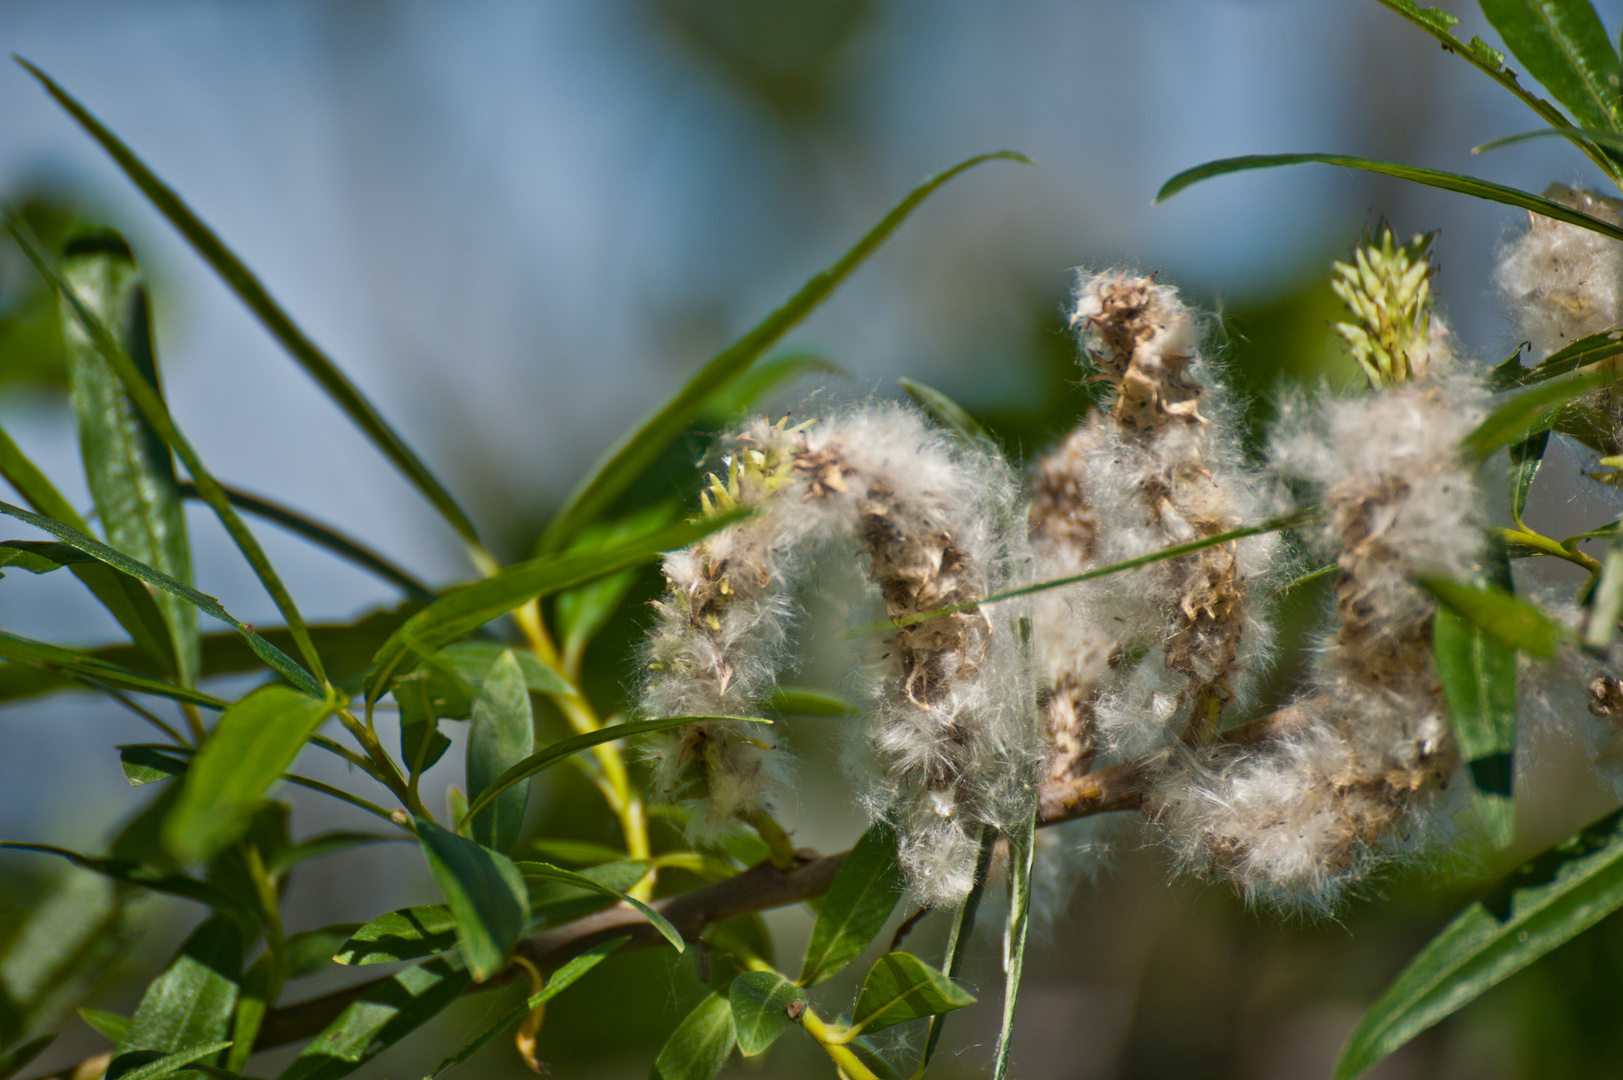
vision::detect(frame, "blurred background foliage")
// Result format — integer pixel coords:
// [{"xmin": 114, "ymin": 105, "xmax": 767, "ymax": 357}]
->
[{"xmin": 3, "ymin": 1, "xmax": 1622, "ymax": 1078}]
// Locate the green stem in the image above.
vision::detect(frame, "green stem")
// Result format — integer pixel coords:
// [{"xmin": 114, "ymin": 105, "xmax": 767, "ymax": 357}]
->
[{"xmin": 1494, "ymin": 525, "xmax": 1602, "ymax": 574}]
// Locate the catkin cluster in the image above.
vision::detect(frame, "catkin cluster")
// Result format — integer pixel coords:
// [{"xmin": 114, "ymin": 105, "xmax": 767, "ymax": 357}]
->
[{"xmin": 639, "ymin": 404, "xmax": 1040, "ymax": 904}]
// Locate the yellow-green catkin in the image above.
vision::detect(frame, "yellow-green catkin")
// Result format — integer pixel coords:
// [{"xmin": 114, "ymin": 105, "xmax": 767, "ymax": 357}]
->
[{"xmin": 1330, "ymin": 226, "xmax": 1446, "ymax": 388}]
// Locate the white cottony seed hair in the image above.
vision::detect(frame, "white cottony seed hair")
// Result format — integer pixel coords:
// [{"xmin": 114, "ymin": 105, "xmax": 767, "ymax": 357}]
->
[
  {"xmin": 639, "ymin": 403, "xmax": 1041, "ymax": 904},
  {"xmin": 1496, "ymin": 183, "xmax": 1623, "ymax": 360}
]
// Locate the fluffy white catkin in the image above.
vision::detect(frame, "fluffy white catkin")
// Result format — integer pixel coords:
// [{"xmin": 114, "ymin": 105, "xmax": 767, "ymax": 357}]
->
[
  {"xmin": 1153, "ymin": 364, "xmax": 1487, "ymax": 913},
  {"xmin": 1496, "ymin": 183, "xmax": 1623, "ymax": 361},
  {"xmin": 640, "ymin": 404, "xmax": 1040, "ymax": 904}
]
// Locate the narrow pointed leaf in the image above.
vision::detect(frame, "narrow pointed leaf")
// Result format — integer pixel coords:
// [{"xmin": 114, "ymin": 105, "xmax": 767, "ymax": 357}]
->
[
  {"xmin": 1419, "ymin": 576, "xmax": 1568, "ymax": 657},
  {"xmin": 0, "ymin": 1034, "xmax": 55, "ymax": 1080},
  {"xmin": 1480, "ymin": 0, "xmax": 1622, "ymax": 134},
  {"xmin": 1502, "ymin": 326, "xmax": 1623, "ymax": 387},
  {"xmin": 423, "ymin": 936, "xmax": 628, "ymax": 1078},
  {"xmin": 514, "ymin": 861, "xmax": 683, "ymax": 950},
  {"xmin": 120, "ymin": 745, "xmax": 189, "ymax": 785},
  {"xmin": 729, "ymin": 970, "xmax": 806, "ymax": 1056},
  {"xmin": 1507, "ymin": 429, "xmax": 1549, "ymax": 526},
  {"xmin": 60, "ymin": 228, "xmax": 198, "ymax": 685},
  {"xmin": 7, "ymin": 219, "xmax": 326, "ymax": 684},
  {"xmin": 416, "ymin": 818, "xmax": 530, "ymax": 982},
  {"xmin": 1156, "ymin": 154, "xmax": 1623, "ymax": 243},
  {"xmin": 18, "ymin": 59, "xmax": 479, "ymax": 546},
  {"xmin": 274, "ymin": 957, "xmax": 470, "ymax": 1080},
  {"xmin": 163, "ymin": 686, "xmax": 337, "ymax": 864},
  {"xmin": 920, "ymin": 825, "xmax": 995, "ymax": 1069},
  {"xmin": 0, "ymin": 422, "xmax": 89, "ymax": 531},
  {"xmin": 333, "ymin": 905, "xmax": 458, "ymax": 966},
  {"xmin": 763, "ymin": 685, "xmax": 856, "ymax": 717},
  {"xmin": 466, "ymin": 651, "xmax": 535, "ymax": 852},
  {"xmin": 366, "ymin": 511, "xmax": 748, "ymax": 702},
  {"xmin": 0, "ymin": 867, "xmax": 127, "ymax": 1048},
  {"xmin": 0, "ymin": 842, "xmax": 236, "ymax": 910},
  {"xmin": 899, "ymin": 377, "xmax": 999, "ymax": 456},
  {"xmin": 1335, "ymin": 805, "xmax": 1623, "ymax": 1079},
  {"xmin": 0, "ymin": 629, "xmax": 223, "ymax": 708},
  {"xmin": 107, "ymin": 916, "xmax": 241, "ymax": 1080},
  {"xmin": 526, "ymin": 838, "xmax": 628, "ymax": 866},
  {"xmin": 851, "ymin": 952, "xmax": 975, "ymax": 1035},
  {"xmin": 1464, "ymin": 367, "xmax": 1621, "ymax": 460},
  {"xmin": 993, "ymin": 811, "xmax": 1036, "ymax": 1080},
  {"xmin": 79, "ymin": 1007, "xmax": 132, "ymax": 1044},
  {"xmin": 799, "ymin": 822, "xmax": 904, "ymax": 986},
  {"xmin": 648, "ymin": 992, "xmax": 736, "ymax": 1080},
  {"xmin": 226, "ymin": 953, "xmax": 277, "ymax": 1075},
  {"xmin": 106, "ymin": 1040, "xmax": 233, "ymax": 1080},
  {"xmin": 459, "ymin": 714, "xmax": 769, "ymax": 829},
  {"xmin": 696, "ymin": 351, "xmax": 844, "ymax": 422},
  {"xmin": 537, "ymin": 151, "xmax": 1030, "ymax": 552},
  {"xmin": 429, "ymin": 640, "xmax": 573, "ymax": 702},
  {"xmin": 554, "ymin": 502, "xmax": 680, "ymax": 653}
]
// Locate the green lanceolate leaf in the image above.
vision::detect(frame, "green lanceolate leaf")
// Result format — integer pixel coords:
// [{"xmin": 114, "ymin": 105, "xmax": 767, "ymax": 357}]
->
[
  {"xmin": 0, "ymin": 498, "xmax": 320, "ymax": 696},
  {"xmin": 648, "ymin": 992, "xmax": 737, "ymax": 1080},
  {"xmin": 59, "ymin": 228, "xmax": 199, "ymax": 686},
  {"xmin": 1419, "ymin": 576, "xmax": 1568, "ymax": 657},
  {"xmin": 419, "ymin": 640, "xmax": 573, "ymax": 712},
  {"xmin": 0, "ymin": 1033, "xmax": 54, "ymax": 1080},
  {"xmin": 275, "ymin": 956, "xmax": 470, "ymax": 1080},
  {"xmin": 850, "ymin": 952, "xmax": 975, "ymax": 1036},
  {"xmin": 79, "ymin": 1007, "xmax": 132, "ymax": 1044},
  {"xmin": 1465, "ymin": 366, "xmax": 1620, "ymax": 459},
  {"xmin": 0, "ymin": 842, "xmax": 236, "ymax": 910},
  {"xmin": 7, "ymin": 219, "xmax": 327, "ymax": 685},
  {"xmin": 466, "ymin": 651, "xmax": 535, "ymax": 853},
  {"xmin": 1335, "ymin": 804, "xmax": 1623, "ymax": 1079},
  {"xmin": 0, "ymin": 425, "xmax": 87, "ymax": 531},
  {"xmin": 799, "ymin": 822, "xmax": 904, "ymax": 986},
  {"xmin": 162, "ymin": 685, "xmax": 337, "ymax": 864},
  {"xmin": 1434, "ymin": 541, "xmax": 1519, "ymax": 847},
  {"xmin": 0, "ymin": 629, "xmax": 223, "ymax": 709},
  {"xmin": 898, "ymin": 377, "xmax": 999, "ymax": 457},
  {"xmin": 526, "ymin": 838, "xmax": 628, "ymax": 866},
  {"xmin": 696, "ymin": 351, "xmax": 844, "ymax": 422},
  {"xmin": 107, "ymin": 915, "xmax": 242, "ymax": 1080},
  {"xmin": 994, "ymin": 812, "xmax": 1036, "ymax": 1080},
  {"xmin": 536, "ymin": 150, "xmax": 1031, "ymax": 553},
  {"xmin": 1508, "ymin": 429, "xmax": 1549, "ymax": 527},
  {"xmin": 365, "ymin": 511, "xmax": 747, "ymax": 702},
  {"xmin": 554, "ymin": 502, "xmax": 680, "ymax": 660},
  {"xmin": 284, "ymin": 925, "xmax": 361, "ymax": 978},
  {"xmin": 416, "ymin": 818, "xmax": 530, "ymax": 982},
  {"xmin": 1504, "ymin": 326, "xmax": 1623, "ymax": 387},
  {"xmin": 423, "ymin": 936, "xmax": 628, "ymax": 1078},
  {"xmin": 1156, "ymin": 154, "xmax": 1623, "ymax": 243},
  {"xmin": 17, "ymin": 60, "xmax": 480, "ymax": 548},
  {"xmin": 763, "ymin": 685, "xmax": 856, "ymax": 717},
  {"xmin": 395, "ymin": 674, "xmax": 452, "ymax": 777},
  {"xmin": 514, "ymin": 861, "xmax": 683, "ymax": 950},
  {"xmin": 459, "ymin": 715, "xmax": 769, "ymax": 831},
  {"xmin": 333, "ymin": 905, "xmax": 458, "ymax": 966},
  {"xmin": 728, "ymin": 970, "xmax": 806, "ymax": 1057},
  {"xmin": 0, "ymin": 866, "xmax": 128, "ymax": 1048},
  {"xmin": 1481, "ymin": 0, "xmax": 1622, "ymax": 134},
  {"xmin": 178, "ymin": 482, "xmax": 435, "ymax": 601},
  {"xmin": 120, "ymin": 745, "xmax": 188, "ymax": 785},
  {"xmin": 105, "ymin": 1040, "xmax": 233, "ymax": 1080},
  {"xmin": 226, "ymin": 952, "xmax": 278, "ymax": 1075},
  {"xmin": 920, "ymin": 825, "xmax": 995, "ymax": 1070}
]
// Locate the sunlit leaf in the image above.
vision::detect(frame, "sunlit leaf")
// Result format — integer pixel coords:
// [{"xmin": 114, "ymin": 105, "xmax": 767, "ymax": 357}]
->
[
  {"xmin": 162, "ymin": 686, "xmax": 337, "ymax": 864},
  {"xmin": 798, "ymin": 822, "xmax": 903, "ymax": 986},
  {"xmin": 1500, "ymin": 327, "xmax": 1623, "ymax": 388},
  {"xmin": 763, "ymin": 685, "xmax": 855, "ymax": 717},
  {"xmin": 1156, "ymin": 154, "xmax": 1623, "ymax": 243},
  {"xmin": 0, "ymin": 629, "xmax": 224, "ymax": 709},
  {"xmin": 536, "ymin": 151, "xmax": 1031, "ymax": 553},
  {"xmin": 226, "ymin": 953, "xmax": 277, "ymax": 1075},
  {"xmin": 1419, "ymin": 576, "xmax": 1569, "ymax": 657},
  {"xmin": 78, "ymin": 1007, "xmax": 131, "ymax": 1044},
  {"xmin": 514, "ymin": 861, "xmax": 683, "ymax": 950},
  {"xmin": 648, "ymin": 992, "xmax": 736, "ymax": 1080},
  {"xmin": 0, "ymin": 867, "xmax": 127, "ymax": 1048},
  {"xmin": 729, "ymin": 970, "xmax": 806, "ymax": 1057},
  {"xmin": 1335, "ymin": 805, "xmax": 1623, "ymax": 1078},
  {"xmin": 333, "ymin": 905, "xmax": 459, "ymax": 966},
  {"xmin": 119, "ymin": 745, "xmax": 188, "ymax": 786},
  {"xmin": 274, "ymin": 957, "xmax": 470, "ymax": 1080},
  {"xmin": 1464, "ymin": 367, "xmax": 1620, "ymax": 459},
  {"xmin": 105, "ymin": 1040, "xmax": 233, "ymax": 1080},
  {"xmin": 1480, "ymin": 0, "xmax": 1622, "ymax": 134},
  {"xmin": 466, "ymin": 651, "xmax": 535, "ymax": 853},
  {"xmin": 850, "ymin": 952, "xmax": 975, "ymax": 1035},
  {"xmin": 417, "ymin": 818, "xmax": 530, "ymax": 982},
  {"xmin": 898, "ymin": 376, "xmax": 999, "ymax": 456},
  {"xmin": 107, "ymin": 916, "xmax": 241, "ymax": 1080}
]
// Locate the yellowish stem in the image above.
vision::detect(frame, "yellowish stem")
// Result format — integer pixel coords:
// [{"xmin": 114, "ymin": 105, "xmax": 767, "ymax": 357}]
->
[
  {"xmin": 748, "ymin": 810, "xmax": 798, "ymax": 870},
  {"xmin": 1495, "ymin": 525, "xmax": 1602, "ymax": 574}
]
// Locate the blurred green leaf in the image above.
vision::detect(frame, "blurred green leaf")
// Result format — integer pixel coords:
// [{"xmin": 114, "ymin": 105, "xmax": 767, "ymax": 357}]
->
[
  {"xmin": 0, "ymin": 498, "xmax": 320, "ymax": 696},
  {"xmin": 536, "ymin": 150, "xmax": 1031, "ymax": 553},
  {"xmin": 798, "ymin": 822, "xmax": 903, "ymax": 986},
  {"xmin": 0, "ymin": 843, "xmax": 233, "ymax": 910},
  {"xmin": 226, "ymin": 953, "xmax": 277, "ymax": 1076},
  {"xmin": 0, "ymin": 1034, "xmax": 54, "ymax": 1080},
  {"xmin": 919, "ymin": 826, "xmax": 994, "ymax": 1070},
  {"xmin": 9, "ymin": 218, "xmax": 326, "ymax": 685},
  {"xmin": 648, "ymin": 991, "xmax": 736, "ymax": 1080},
  {"xmin": 427, "ymin": 640, "xmax": 573, "ymax": 707},
  {"xmin": 899, "ymin": 377, "xmax": 999, "ymax": 456},
  {"xmin": 696, "ymin": 351, "xmax": 843, "ymax": 421},
  {"xmin": 1466, "ymin": 367, "xmax": 1620, "ymax": 459},
  {"xmin": 460, "ymin": 715, "xmax": 769, "ymax": 830},
  {"xmin": 514, "ymin": 861, "xmax": 682, "ymax": 950},
  {"xmin": 333, "ymin": 905, "xmax": 458, "ymax": 967},
  {"xmin": 850, "ymin": 952, "xmax": 974, "ymax": 1035},
  {"xmin": 78, "ymin": 1007, "xmax": 131, "ymax": 1044},
  {"xmin": 59, "ymin": 228, "xmax": 199, "ymax": 686},
  {"xmin": 763, "ymin": 685, "xmax": 855, "ymax": 717},
  {"xmin": 417, "ymin": 818, "xmax": 530, "ymax": 982},
  {"xmin": 555, "ymin": 502, "xmax": 680, "ymax": 664},
  {"xmin": 1157, "ymin": 154, "xmax": 1623, "ymax": 243},
  {"xmin": 0, "ymin": 425, "xmax": 86, "ymax": 530},
  {"xmin": 729, "ymin": 970, "xmax": 805, "ymax": 1056},
  {"xmin": 526, "ymin": 838, "xmax": 627, "ymax": 866},
  {"xmin": 266, "ymin": 831, "xmax": 399, "ymax": 877},
  {"xmin": 1419, "ymin": 576, "xmax": 1568, "ymax": 657},
  {"xmin": 1481, "ymin": 0, "xmax": 1622, "ymax": 133},
  {"xmin": 0, "ymin": 629, "xmax": 223, "ymax": 709},
  {"xmin": 107, "ymin": 916, "xmax": 241, "ymax": 1080},
  {"xmin": 274, "ymin": 956, "xmax": 469, "ymax": 1080},
  {"xmin": 424, "ymin": 935, "xmax": 628, "ymax": 1078},
  {"xmin": 18, "ymin": 59, "xmax": 480, "ymax": 548},
  {"xmin": 119, "ymin": 746, "xmax": 188, "ymax": 786},
  {"xmin": 162, "ymin": 686, "xmax": 337, "ymax": 864},
  {"xmin": 466, "ymin": 651, "xmax": 535, "ymax": 853},
  {"xmin": 1335, "ymin": 804, "xmax": 1623, "ymax": 1079},
  {"xmin": 367, "ymin": 511, "xmax": 748, "ymax": 702},
  {"xmin": 0, "ymin": 867, "xmax": 127, "ymax": 1048},
  {"xmin": 284, "ymin": 925, "xmax": 361, "ymax": 979},
  {"xmin": 105, "ymin": 1040, "xmax": 233, "ymax": 1080}
]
